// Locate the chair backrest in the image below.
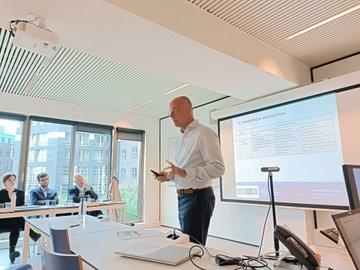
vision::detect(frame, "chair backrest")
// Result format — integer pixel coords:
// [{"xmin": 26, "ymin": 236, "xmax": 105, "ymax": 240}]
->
[
  {"xmin": 50, "ymin": 228, "xmax": 71, "ymax": 254},
  {"xmin": 15, "ymin": 264, "xmax": 33, "ymax": 270},
  {"xmin": 41, "ymin": 248, "xmax": 83, "ymax": 270}
]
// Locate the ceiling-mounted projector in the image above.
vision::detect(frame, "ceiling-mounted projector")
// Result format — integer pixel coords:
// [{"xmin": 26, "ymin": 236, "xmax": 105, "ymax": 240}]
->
[{"xmin": 9, "ymin": 20, "xmax": 58, "ymax": 58}]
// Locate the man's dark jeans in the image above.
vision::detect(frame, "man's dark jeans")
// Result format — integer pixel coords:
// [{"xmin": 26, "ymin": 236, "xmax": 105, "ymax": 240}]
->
[{"xmin": 178, "ymin": 187, "xmax": 215, "ymax": 245}]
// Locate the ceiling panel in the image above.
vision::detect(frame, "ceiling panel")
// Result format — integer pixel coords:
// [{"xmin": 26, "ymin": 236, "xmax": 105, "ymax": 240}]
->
[
  {"xmin": 0, "ymin": 28, "xmax": 239, "ymax": 118},
  {"xmin": 187, "ymin": 0, "xmax": 360, "ymax": 66}
]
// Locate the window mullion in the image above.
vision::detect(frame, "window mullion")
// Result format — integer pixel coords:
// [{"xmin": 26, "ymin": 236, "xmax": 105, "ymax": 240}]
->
[
  {"xmin": 68, "ymin": 124, "xmax": 77, "ymax": 192},
  {"xmin": 18, "ymin": 116, "xmax": 31, "ymax": 192}
]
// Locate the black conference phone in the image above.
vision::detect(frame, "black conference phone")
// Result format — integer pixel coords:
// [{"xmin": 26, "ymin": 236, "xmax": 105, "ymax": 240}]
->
[{"xmin": 274, "ymin": 225, "xmax": 320, "ymax": 270}]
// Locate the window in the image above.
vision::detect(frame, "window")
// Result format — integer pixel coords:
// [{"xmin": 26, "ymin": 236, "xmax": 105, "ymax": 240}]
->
[
  {"xmin": 95, "ymin": 134, "xmax": 106, "ymax": 147},
  {"xmin": 94, "ymin": 150, "xmax": 104, "ymax": 162},
  {"xmin": 120, "ymin": 149, "xmax": 127, "ymax": 160},
  {"xmin": 26, "ymin": 120, "xmax": 72, "ymax": 203},
  {"xmin": 29, "ymin": 134, "xmax": 37, "ymax": 146},
  {"xmin": 74, "ymin": 166, "xmax": 88, "ymax": 178},
  {"xmin": 131, "ymin": 167, "xmax": 137, "ymax": 179},
  {"xmin": 28, "ymin": 150, "xmax": 35, "ymax": 162},
  {"xmin": 0, "ymin": 118, "xmax": 23, "ymax": 179},
  {"xmin": 36, "ymin": 149, "xmax": 47, "ymax": 162},
  {"xmin": 77, "ymin": 149, "xmax": 89, "ymax": 162},
  {"xmin": 75, "ymin": 131, "xmax": 111, "ymax": 200},
  {"xmin": 120, "ymin": 168, "xmax": 126, "ymax": 180},
  {"xmin": 116, "ymin": 130, "xmax": 144, "ymax": 222},
  {"xmin": 131, "ymin": 147, "xmax": 138, "ymax": 159},
  {"xmin": 78, "ymin": 133, "xmax": 90, "ymax": 146},
  {"xmin": 38, "ymin": 133, "xmax": 48, "ymax": 146}
]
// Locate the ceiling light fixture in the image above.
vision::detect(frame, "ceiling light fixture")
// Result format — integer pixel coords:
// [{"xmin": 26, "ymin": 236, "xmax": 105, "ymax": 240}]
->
[
  {"xmin": 128, "ymin": 100, "xmax": 153, "ymax": 111},
  {"xmin": 285, "ymin": 4, "xmax": 360, "ymax": 40},
  {"xmin": 165, "ymin": 83, "xmax": 190, "ymax": 95}
]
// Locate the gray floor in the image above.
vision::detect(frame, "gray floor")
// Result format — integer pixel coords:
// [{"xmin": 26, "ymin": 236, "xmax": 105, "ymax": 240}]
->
[{"xmin": 0, "ymin": 246, "xmax": 41, "ymax": 270}]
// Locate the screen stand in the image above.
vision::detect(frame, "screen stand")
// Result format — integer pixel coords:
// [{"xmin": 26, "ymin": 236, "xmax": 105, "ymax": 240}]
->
[{"xmin": 268, "ymin": 171, "xmax": 280, "ymax": 257}]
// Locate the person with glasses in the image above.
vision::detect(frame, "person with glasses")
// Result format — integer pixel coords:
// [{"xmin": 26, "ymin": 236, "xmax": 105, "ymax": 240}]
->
[
  {"xmin": 0, "ymin": 173, "xmax": 41, "ymax": 263},
  {"xmin": 154, "ymin": 96, "xmax": 225, "ymax": 245}
]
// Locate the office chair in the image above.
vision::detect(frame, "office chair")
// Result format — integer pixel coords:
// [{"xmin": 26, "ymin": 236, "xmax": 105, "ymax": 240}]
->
[
  {"xmin": 14, "ymin": 264, "xmax": 33, "ymax": 270},
  {"xmin": 41, "ymin": 248, "xmax": 83, "ymax": 270},
  {"xmin": 49, "ymin": 228, "xmax": 71, "ymax": 254}
]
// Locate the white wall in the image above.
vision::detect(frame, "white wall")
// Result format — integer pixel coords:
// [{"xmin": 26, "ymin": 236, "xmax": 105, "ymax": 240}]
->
[
  {"xmin": 0, "ymin": 92, "xmax": 160, "ymax": 224},
  {"xmin": 160, "ymin": 71, "xmax": 360, "ymax": 250},
  {"xmin": 313, "ymin": 54, "xmax": 360, "ymax": 82}
]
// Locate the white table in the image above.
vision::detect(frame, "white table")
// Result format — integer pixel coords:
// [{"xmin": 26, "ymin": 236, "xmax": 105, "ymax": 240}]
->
[
  {"xmin": 0, "ymin": 202, "xmax": 126, "ymax": 263},
  {"xmin": 0, "ymin": 201, "xmax": 125, "ymax": 219},
  {"xmin": 24, "ymin": 215, "xmax": 355, "ymax": 270}
]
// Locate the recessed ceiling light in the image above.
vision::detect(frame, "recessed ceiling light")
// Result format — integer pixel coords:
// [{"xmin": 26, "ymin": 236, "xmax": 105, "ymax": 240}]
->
[
  {"xmin": 165, "ymin": 83, "xmax": 190, "ymax": 95},
  {"xmin": 285, "ymin": 4, "xmax": 360, "ymax": 40},
  {"xmin": 128, "ymin": 100, "xmax": 153, "ymax": 111}
]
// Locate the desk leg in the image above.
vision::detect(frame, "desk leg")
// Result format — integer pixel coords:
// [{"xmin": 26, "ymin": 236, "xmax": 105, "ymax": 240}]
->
[
  {"xmin": 120, "ymin": 205, "xmax": 125, "ymax": 223},
  {"xmin": 23, "ymin": 221, "xmax": 30, "ymax": 263}
]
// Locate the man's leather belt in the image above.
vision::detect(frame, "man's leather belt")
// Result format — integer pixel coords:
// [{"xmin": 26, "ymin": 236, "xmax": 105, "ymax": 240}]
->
[{"xmin": 176, "ymin": 186, "xmax": 212, "ymax": 195}]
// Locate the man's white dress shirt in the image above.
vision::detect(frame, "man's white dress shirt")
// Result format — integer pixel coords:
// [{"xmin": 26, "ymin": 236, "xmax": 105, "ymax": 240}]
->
[{"xmin": 173, "ymin": 120, "xmax": 225, "ymax": 190}]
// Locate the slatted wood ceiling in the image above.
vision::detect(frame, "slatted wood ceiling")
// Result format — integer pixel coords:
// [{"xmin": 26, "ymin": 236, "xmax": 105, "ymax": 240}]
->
[
  {"xmin": 0, "ymin": 28, "xmax": 235, "ymax": 118},
  {"xmin": 187, "ymin": 0, "xmax": 360, "ymax": 66}
]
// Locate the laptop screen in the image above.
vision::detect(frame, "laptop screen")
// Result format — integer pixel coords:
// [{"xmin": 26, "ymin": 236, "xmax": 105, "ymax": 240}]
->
[{"xmin": 333, "ymin": 209, "xmax": 360, "ymax": 270}]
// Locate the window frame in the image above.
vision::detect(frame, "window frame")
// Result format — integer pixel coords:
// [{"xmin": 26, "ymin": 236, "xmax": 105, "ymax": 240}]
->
[
  {"xmin": 26, "ymin": 116, "xmax": 113, "ymax": 203},
  {"xmin": 0, "ymin": 112, "xmax": 27, "ymax": 190},
  {"xmin": 0, "ymin": 113, "xmax": 145, "ymax": 222}
]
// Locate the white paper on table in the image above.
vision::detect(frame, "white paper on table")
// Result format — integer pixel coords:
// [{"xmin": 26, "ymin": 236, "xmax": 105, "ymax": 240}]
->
[{"xmin": 116, "ymin": 229, "xmax": 165, "ymax": 240}]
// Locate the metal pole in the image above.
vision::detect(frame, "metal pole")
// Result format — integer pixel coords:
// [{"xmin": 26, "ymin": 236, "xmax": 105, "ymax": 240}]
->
[{"xmin": 269, "ymin": 172, "xmax": 280, "ymax": 256}]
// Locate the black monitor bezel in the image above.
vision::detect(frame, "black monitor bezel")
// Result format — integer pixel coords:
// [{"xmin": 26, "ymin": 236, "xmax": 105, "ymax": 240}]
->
[{"xmin": 342, "ymin": 164, "xmax": 360, "ymax": 210}]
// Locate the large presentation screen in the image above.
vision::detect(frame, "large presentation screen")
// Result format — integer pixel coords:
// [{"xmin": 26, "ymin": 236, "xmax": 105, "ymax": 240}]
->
[{"xmin": 219, "ymin": 93, "xmax": 348, "ymax": 208}]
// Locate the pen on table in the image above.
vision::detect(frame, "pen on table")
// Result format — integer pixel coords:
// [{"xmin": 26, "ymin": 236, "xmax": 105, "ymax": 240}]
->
[{"xmin": 70, "ymin": 224, "xmax": 80, "ymax": 228}]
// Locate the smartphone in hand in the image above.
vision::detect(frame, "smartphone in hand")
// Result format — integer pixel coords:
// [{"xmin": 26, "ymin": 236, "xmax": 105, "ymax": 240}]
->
[{"xmin": 150, "ymin": 169, "xmax": 162, "ymax": 177}]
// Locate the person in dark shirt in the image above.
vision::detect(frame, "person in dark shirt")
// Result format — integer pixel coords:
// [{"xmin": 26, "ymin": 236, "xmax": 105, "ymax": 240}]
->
[
  {"xmin": 29, "ymin": 172, "xmax": 59, "ymax": 205},
  {"xmin": 68, "ymin": 174, "xmax": 101, "ymax": 217},
  {"xmin": 0, "ymin": 173, "xmax": 41, "ymax": 263}
]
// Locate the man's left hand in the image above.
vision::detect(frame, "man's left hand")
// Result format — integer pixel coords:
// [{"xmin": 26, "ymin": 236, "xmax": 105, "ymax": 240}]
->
[{"xmin": 166, "ymin": 160, "xmax": 187, "ymax": 178}]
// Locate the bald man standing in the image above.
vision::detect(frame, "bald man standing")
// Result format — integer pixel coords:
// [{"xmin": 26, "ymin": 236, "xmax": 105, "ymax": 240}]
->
[{"xmin": 155, "ymin": 96, "xmax": 225, "ymax": 245}]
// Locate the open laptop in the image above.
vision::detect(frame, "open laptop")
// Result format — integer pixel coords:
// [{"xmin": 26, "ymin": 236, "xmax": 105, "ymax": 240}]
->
[
  {"xmin": 332, "ymin": 209, "xmax": 360, "ymax": 270},
  {"xmin": 117, "ymin": 245, "xmax": 200, "ymax": 266}
]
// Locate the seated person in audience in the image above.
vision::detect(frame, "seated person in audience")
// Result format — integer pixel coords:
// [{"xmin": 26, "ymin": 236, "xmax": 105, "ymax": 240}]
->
[
  {"xmin": 68, "ymin": 174, "xmax": 101, "ymax": 217},
  {"xmin": 0, "ymin": 173, "xmax": 41, "ymax": 263},
  {"xmin": 30, "ymin": 172, "xmax": 59, "ymax": 205}
]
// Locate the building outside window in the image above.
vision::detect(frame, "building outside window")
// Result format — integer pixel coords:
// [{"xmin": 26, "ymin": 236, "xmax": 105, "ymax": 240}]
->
[
  {"xmin": 120, "ymin": 168, "xmax": 126, "ymax": 180},
  {"xmin": 74, "ymin": 130, "xmax": 111, "ymax": 200},
  {"xmin": 0, "ymin": 118, "xmax": 23, "ymax": 180},
  {"xmin": 38, "ymin": 133, "xmax": 48, "ymax": 146},
  {"xmin": 116, "ymin": 130, "xmax": 144, "ymax": 222},
  {"xmin": 131, "ymin": 167, "xmax": 137, "ymax": 179},
  {"xmin": 120, "ymin": 149, "xmax": 127, "ymax": 160},
  {"xmin": 36, "ymin": 149, "xmax": 47, "ymax": 162},
  {"xmin": 131, "ymin": 147, "xmax": 138, "ymax": 159},
  {"xmin": 25, "ymin": 120, "xmax": 72, "ymax": 203}
]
